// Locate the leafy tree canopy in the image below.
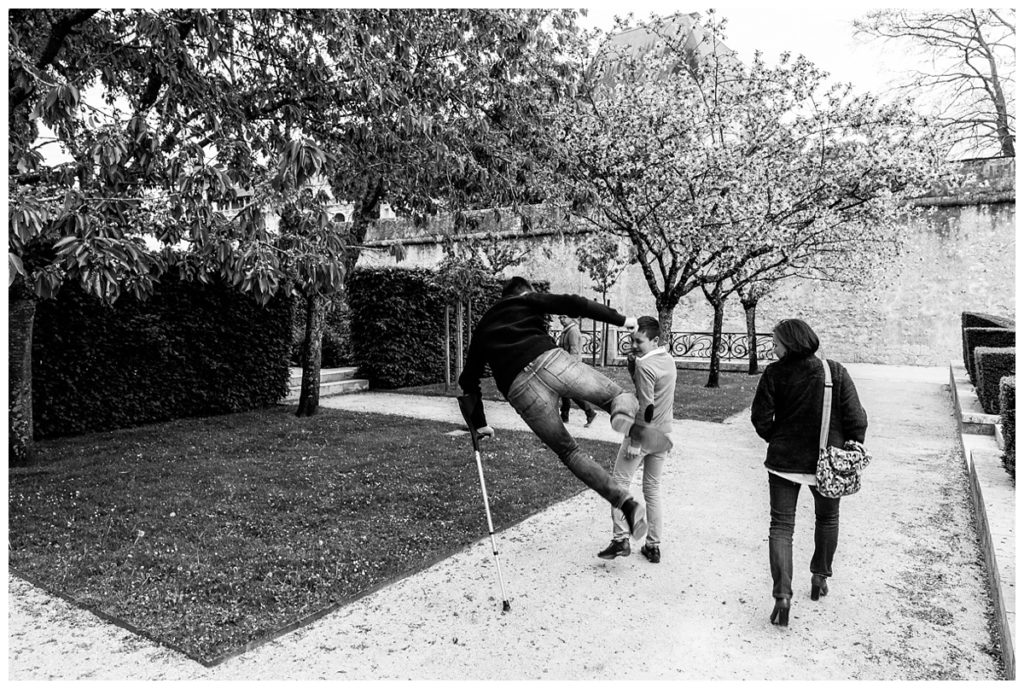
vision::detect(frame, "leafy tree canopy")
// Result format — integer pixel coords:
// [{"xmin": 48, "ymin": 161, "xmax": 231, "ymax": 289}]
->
[{"xmin": 8, "ymin": 8, "xmax": 584, "ymax": 305}]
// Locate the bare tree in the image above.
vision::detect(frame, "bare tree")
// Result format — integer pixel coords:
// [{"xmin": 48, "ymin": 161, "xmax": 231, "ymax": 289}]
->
[{"xmin": 854, "ymin": 8, "xmax": 1015, "ymax": 157}]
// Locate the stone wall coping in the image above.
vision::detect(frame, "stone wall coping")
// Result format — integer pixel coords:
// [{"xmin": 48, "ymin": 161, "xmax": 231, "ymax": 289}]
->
[{"xmin": 950, "ymin": 361, "xmax": 1016, "ymax": 679}]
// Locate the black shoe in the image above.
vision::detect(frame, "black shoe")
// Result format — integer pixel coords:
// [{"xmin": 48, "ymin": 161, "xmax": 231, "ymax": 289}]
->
[
  {"xmin": 640, "ymin": 543, "xmax": 661, "ymax": 563},
  {"xmin": 597, "ymin": 539, "xmax": 630, "ymax": 559},
  {"xmin": 811, "ymin": 574, "xmax": 829, "ymax": 600},
  {"xmin": 560, "ymin": 414, "xmax": 570, "ymax": 423},
  {"xmin": 770, "ymin": 598, "xmax": 790, "ymax": 627},
  {"xmin": 620, "ymin": 498, "xmax": 649, "ymax": 542},
  {"xmin": 584, "ymin": 410, "xmax": 597, "ymax": 428}
]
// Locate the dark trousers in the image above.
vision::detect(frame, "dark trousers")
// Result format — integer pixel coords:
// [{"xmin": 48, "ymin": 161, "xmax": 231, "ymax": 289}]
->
[
  {"xmin": 560, "ymin": 396, "xmax": 595, "ymax": 419},
  {"xmin": 768, "ymin": 472, "xmax": 841, "ymax": 600}
]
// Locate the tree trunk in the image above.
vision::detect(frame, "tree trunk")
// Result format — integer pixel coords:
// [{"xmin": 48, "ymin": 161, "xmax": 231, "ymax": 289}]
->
[
  {"xmin": 9, "ymin": 283, "xmax": 36, "ymax": 466},
  {"xmin": 443, "ymin": 304, "xmax": 451, "ymax": 392},
  {"xmin": 342, "ymin": 181, "xmax": 383, "ymax": 281},
  {"xmin": 656, "ymin": 303, "xmax": 675, "ymax": 350},
  {"xmin": 742, "ymin": 297, "xmax": 760, "ymax": 375},
  {"xmin": 454, "ymin": 300, "xmax": 464, "ymax": 385},
  {"xmin": 601, "ymin": 297, "xmax": 609, "ymax": 367},
  {"xmin": 296, "ymin": 292, "xmax": 329, "ymax": 417},
  {"xmin": 706, "ymin": 296, "xmax": 725, "ymax": 389}
]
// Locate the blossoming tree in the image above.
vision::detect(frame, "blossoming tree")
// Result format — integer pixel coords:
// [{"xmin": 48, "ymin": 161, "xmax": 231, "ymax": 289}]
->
[{"xmin": 557, "ymin": 12, "xmax": 947, "ymax": 386}]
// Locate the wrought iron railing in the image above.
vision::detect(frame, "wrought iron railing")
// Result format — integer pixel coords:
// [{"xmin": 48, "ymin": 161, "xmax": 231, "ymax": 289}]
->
[
  {"xmin": 550, "ymin": 325, "xmax": 604, "ymax": 364},
  {"xmin": 615, "ymin": 330, "xmax": 776, "ymax": 362},
  {"xmin": 550, "ymin": 324, "xmax": 775, "ymax": 364}
]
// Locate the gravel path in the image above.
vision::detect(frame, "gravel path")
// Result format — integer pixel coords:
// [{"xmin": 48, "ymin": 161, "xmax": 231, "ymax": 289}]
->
[{"xmin": 7, "ymin": 364, "xmax": 1004, "ymax": 680}]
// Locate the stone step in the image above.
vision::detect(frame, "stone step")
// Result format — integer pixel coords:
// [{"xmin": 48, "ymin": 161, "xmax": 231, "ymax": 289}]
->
[
  {"xmin": 288, "ymin": 367, "xmax": 358, "ymax": 387},
  {"xmin": 283, "ymin": 376, "xmax": 368, "ymax": 403}
]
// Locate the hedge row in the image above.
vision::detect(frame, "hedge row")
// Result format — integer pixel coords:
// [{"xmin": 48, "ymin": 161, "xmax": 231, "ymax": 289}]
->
[
  {"xmin": 1000, "ymin": 376, "xmax": 1015, "ymax": 480},
  {"xmin": 32, "ymin": 274, "xmax": 292, "ymax": 439},
  {"xmin": 347, "ymin": 268, "xmax": 449, "ymax": 389},
  {"xmin": 964, "ymin": 328, "xmax": 1016, "ymax": 386},
  {"xmin": 974, "ymin": 347, "xmax": 1015, "ymax": 416},
  {"xmin": 347, "ymin": 268, "xmax": 550, "ymax": 389},
  {"xmin": 961, "ymin": 311, "xmax": 1014, "ymax": 384}
]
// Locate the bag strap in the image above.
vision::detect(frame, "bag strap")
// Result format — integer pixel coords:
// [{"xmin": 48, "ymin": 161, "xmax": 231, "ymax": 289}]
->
[{"xmin": 819, "ymin": 357, "xmax": 833, "ymax": 451}]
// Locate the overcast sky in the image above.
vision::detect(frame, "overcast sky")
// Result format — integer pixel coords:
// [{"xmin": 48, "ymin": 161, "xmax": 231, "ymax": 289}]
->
[{"xmin": 575, "ymin": 3, "xmax": 927, "ymax": 98}]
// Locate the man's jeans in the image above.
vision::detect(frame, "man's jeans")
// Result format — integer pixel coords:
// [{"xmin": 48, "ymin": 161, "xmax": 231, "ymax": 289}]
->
[
  {"xmin": 768, "ymin": 472, "xmax": 840, "ymax": 600},
  {"xmin": 507, "ymin": 349, "xmax": 637, "ymax": 508},
  {"xmin": 611, "ymin": 437, "xmax": 665, "ymax": 544}
]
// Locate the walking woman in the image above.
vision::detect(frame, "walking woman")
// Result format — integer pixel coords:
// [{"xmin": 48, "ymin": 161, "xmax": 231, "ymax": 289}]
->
[{"xmin": 750, "ymin": 319, "xmax": 867, "ymax": 627}]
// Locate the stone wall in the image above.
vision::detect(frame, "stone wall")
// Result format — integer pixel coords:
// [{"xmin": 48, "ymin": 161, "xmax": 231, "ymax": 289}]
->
[{"xmin": 358, "ymin": 163, "xmax": 1015, "ymax": 367}]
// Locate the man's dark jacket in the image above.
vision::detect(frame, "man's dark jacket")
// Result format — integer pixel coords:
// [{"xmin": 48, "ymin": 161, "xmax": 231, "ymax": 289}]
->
[
  {"xmin": 458, "ymin": 293, "xmax": 625, "ymax": 427},
  {"xmin": 750, "ymin": 354, "xmax": 868, "ymax": 474}
]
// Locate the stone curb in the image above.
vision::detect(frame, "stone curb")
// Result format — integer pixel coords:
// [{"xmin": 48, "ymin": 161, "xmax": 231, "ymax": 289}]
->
[{"xmin": 949, "ymin": 361, "xmax": 1016, "ymax": 679}]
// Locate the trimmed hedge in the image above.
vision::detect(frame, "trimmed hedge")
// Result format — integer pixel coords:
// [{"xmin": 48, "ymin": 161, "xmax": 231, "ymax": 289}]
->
[
  {"xmin": 964, "ymin": 327, "xmax": 1016, "ymax": 385},
  {"xmin": 347, "ymin": 269, "xmax": 551, "ymax": 389},
  {"xmin": 32, "ymin": 274, "xmax": 292, "ymax": 439},
  {"xmin": 974, "ymin": 346, "xmax": 1015, "ymax": 415},
  {"xmin": 962, "ymin": 311, "xmax": 1014, "ymax": 376},
  {"xmin": 348, "ymin": 268, "xmax": 449, "ymax": 389},
  {"xmin": 1000, "ymin": 376, "xmax": 1015, "ymax": 479}
]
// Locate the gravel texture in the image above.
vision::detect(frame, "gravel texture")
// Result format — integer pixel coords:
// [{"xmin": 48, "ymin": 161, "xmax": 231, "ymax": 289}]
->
[{"xmin": 7, "ymin": 363, "xmax": 1004, "ymax": 680}]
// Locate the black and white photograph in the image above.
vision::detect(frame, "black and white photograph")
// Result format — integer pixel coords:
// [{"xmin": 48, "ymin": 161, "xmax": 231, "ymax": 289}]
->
[{"xmin": 6, "ymin": 2, "xmax": 1016, "ymax": 680}]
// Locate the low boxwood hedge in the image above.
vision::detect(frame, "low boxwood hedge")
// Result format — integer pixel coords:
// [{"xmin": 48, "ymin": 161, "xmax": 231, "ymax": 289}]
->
[
  {"xmin": 964, "ymin": 327, "xmax": 1016, "ymax": 385},
  {"xmin": 974, "ymin": 346, "xmax": 1015, "ymax": 415},
  {"xmin": 1000, "ymin": 376, "xmax": 1015, "ymax": 479},
  {"xmin": 961, "ymin": 311, "xmax": 1014, "ymax": 375}
]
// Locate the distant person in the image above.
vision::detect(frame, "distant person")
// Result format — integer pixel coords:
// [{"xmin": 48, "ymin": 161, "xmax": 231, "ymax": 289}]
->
[
  {"xmin": 598, "ymin": 316, "xmax": 677, "ymax": 563},
  {"xmin": 557, "ymin": 314, "xmax": 598, "ymax": 427},
  {"xmin": 750, "ymin": 318, "xmax": 867, "ymax": 627},
  {"xmin": 459, "ymin": 276, "xmax": 670, "ymax": 543}
]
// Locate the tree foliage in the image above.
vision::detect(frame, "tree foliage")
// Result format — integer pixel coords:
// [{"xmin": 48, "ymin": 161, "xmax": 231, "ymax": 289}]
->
[
  {"xmin": 854, "ymin": 8, "xmax": 1016, "ymax": 157},
  {"xmin": 7, "ymin": 8, "xmax": 583, "ymax": 458},
  {"xmin": 575, "ymin": 233, "xmax": 633, "ymax": 301},
  {"xmin": 556, "ymin": 12, "xmax": 947, "ymax": 385}
]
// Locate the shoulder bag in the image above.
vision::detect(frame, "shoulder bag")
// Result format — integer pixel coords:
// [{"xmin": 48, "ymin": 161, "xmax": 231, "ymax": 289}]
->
[{"xmin": 816, "ymin": 358, "xmax": 871, "ymax": 498}]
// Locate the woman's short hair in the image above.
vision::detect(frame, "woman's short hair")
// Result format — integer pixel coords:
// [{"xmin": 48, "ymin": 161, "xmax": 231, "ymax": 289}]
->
[
  {"xmin": 636, "ymin": 316, "xmax": 661, "ymax": 341},
  {"xmin": 772, "ymin": 318, "xmax": 820, "ymax": 358},
  {"xmin": 501, "ymin": 276, "xmax": 534, "ymax": 297}
]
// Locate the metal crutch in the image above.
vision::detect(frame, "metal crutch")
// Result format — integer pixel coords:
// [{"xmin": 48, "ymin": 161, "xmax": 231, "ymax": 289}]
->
[{"xmin": 457, "ymin": 395, "xmax": 511, "ymax": 613}]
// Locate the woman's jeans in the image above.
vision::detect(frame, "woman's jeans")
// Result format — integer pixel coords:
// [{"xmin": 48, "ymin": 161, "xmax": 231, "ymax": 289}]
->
[
  {"xmin": 611, "ymin": 437, "xmax": 665, "ymax": 544},
  {"xmin": 507, "ymin": 349, "xmax": 638, "ymax": 508},
  {"xmin": 768, "ymin": 472, "xmax": 841, "ymax": 600}
]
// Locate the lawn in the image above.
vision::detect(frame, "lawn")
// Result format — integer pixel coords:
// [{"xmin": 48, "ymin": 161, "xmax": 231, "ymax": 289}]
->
[
  {"xmin": 8, "ymin": 406, "xmax": 618, "ymax": 665},
  {"xmin": 394, "ymin": 366, "xmax": 760, "ymax": 423}
]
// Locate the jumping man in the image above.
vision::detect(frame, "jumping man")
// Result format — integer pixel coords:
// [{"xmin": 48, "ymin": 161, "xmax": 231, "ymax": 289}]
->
[{"xmin": 459, "ymin": 276, "xmax": 663, "ymax": 542}]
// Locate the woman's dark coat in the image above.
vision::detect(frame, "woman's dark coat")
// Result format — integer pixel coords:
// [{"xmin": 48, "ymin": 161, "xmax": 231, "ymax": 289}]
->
[{"xmin": 751, "ymin": 354, "xmax": 868, "ymax": 474}]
